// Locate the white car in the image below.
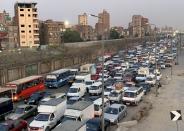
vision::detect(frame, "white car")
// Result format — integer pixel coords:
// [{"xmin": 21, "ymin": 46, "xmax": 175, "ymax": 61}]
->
[
  {"xmin": 156, "ymin": 73, "xmax": 162, "ymax": 80},
  {"xmin": 104, "ymin": 87, "xmax": 113, "ymax": 96},
  {"xmin": 135, "ymin": 74, "xmax": 147, "ymax": 81},
  {"xmin": 108, "ymin": 90, "xmax": 123, "ymax": 103},
  {"xmin": 67, "ymin": 85, "xmax": 86, "ymax": 98},
  {"xmin": 114, "ymin": 73, "xmax": 123, "ymax": 80},
  {"xmin": 85, "ymin": 80, "xmax": 95, "ymax": 92},
  {"xmin": 89, "ymin": 82, "xmax": 102, "ymax": 95},
  {"xmin": 145, "ymin": 77, "xmax": 156, "ymax": 86}
]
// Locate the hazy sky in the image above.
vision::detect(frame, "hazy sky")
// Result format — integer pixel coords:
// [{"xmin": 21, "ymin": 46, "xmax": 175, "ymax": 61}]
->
[{"xmin": 0, "ymin": 0, "xmax": 184, "ymax": 29}]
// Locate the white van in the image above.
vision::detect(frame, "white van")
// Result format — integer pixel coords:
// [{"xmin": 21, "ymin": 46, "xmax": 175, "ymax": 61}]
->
[
  {"xmin": 29, "ymin": 96, "xmax": 67, "ymax": 131},
  {"xmin": 93, "ymin": 98, "xmax": 110, "ymax": 117},
  {"xmin": 89, "ymin": 82, "xmax": 102, "ymax": 95},
  {"xmin": 123, "ymin": 87, "xmax": 144, "ymax": 105},
  {"xmin": 67, "ymin": 85, "xmax": 86, "ymax": 98}
]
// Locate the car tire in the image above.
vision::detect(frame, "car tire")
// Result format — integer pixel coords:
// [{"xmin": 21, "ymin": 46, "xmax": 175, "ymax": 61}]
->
[
  {"xmin": 45, "ymin": 127, "xmax": 50, "ymax": 131},
  {"xmin": 124, "ymin": 111, "xmax": 128, "ymax": 117}
]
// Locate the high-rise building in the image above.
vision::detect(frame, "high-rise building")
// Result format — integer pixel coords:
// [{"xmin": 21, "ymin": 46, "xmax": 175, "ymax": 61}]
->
[
  {"xmin": 14, "ymin": 2, "xmax": 39, "ymax": 47},
  {"xmin": 0, "ymin": 10, "xmax": 12, "ymax": 25},
  {"xmin": 98, "ymin": 10, "xmax": 110, "ymax": 31},
  {"xmin": 78, "ymin": 13, "xmax": 88, "ymax": 25},
  {"xmin": 39, "ymin": 20, "xmax": 64, "ymax": 45},
  {"xmin": 131, "ymin": 15, "xmax": 150, "ymax": 37},
  {"xmin": 95, "ymin": 9, "xmax": 110, "ymax": 39}
]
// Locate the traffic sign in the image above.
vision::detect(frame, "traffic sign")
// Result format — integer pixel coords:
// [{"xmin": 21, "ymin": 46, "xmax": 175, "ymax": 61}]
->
[{"xmin": 170, "ymin": 110, "xmax": 182, "ymax": 121}]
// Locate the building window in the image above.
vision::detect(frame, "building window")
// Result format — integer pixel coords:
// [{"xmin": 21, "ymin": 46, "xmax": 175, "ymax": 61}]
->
[
  {"xmin": 28, "ymin": 14, "xmax": 31, "ymax": 17},
  {"xmin": 21, "ymin": 25, "xmax": 25, "ymax": 27},
  {"xmin": 29, "ymin": 30, "xmax": 31, "ymax": 33},
  {"xmin": 21, "ymin": 30, "xmax": 25, "ymax": 33},
  {"xmin": 28, "ymin": 9, "xmax": 30, "ymax": 11},
  {"xmin": 20, "ymin": 14, "xmax": 24, "ymax": 17},
  {"xmin": 20, "ymin": 9, "xmax": 24, "ymax": 11},
  {"xmin": 29, "ymin": 25, "xmax": 31, "ymax": 27}
]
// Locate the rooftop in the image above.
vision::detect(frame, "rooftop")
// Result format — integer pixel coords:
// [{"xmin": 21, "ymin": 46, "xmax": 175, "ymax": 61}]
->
[{"xmin": 67, "ymin": 100, "xmax": 93, "ymax": 111}]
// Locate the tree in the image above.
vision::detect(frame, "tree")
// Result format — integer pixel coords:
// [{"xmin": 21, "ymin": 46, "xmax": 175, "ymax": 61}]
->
[
  {"xmin": 63, "ymin": 29, "xmax": 83, "ymax": 43},
  {"xmin": 109, "ymin": 29, "xmax": 120, "ymax": 39}
]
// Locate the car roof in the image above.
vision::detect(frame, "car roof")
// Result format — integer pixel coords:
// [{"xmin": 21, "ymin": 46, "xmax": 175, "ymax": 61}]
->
[
  {"xmin": 93, "ymin": 98, "xmax": 108, "ymax": 105},
  {"xmin": 92, "ymin": 82, "xmax": 102, "ymax": 86},
  {"xmin": 0, "ymin": 98, "xmax": 12, "ymax": 103},
  {"xmin": 125, "ymin": 87, "xmax": 142, "ymax": 93}
]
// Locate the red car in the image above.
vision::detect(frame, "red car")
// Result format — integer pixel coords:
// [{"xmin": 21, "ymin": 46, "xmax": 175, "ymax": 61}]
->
[{"xmin": 0, "ymin": 119, "xmax": 27, "ymax": 131}]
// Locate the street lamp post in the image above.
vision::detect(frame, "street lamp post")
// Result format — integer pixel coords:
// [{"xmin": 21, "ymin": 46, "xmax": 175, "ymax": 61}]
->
[{"xmin": 89, "ymin": 14, "xmax": 105, "ymax": 131}]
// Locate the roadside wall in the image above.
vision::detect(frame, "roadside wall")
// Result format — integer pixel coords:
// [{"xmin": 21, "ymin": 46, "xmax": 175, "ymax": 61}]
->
[{"xmin": 0, "ymin": 37, "xmax": 154, "ymax": 85}]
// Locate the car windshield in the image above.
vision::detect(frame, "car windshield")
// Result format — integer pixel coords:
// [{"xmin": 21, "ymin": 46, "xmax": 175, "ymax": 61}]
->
[
  {"xmin": 138, "ymin": 74, "xmax": 145, "ymax": 77},
  {"xmin": 35, "ymin": 114, "xmax": 50, "ymax": 121},
  {"xmin": 90, "ymin": 86, "xmax": 99, "ymax": 90},
  {"xmin": 15, "ymin": 107, "xmax": 24, "ymax": 114},
  {"xmin": 105, "ymin": 88, "xmax": 112, "ymax": 92},
  {"xmin": 75, "ymin": 79, "xmax": 83, "ymax": 83},
  {"xmin": 115, "ymin": 74, "xmax": 121, "ymax": 77},
  {"xmin": 69, "ymin": 88, "xmax": 78, "ymax": 93},
  {"xmin": 30, "ymin": 93, "xmax": 39, "ymax": 98},
  {"xmin": 94, "ymin": 105, "xmax": 100, "ymax": 111},
  {"xmin": 85, "ymin": 81, "xmax": 93, "ymax": 85},
  {"xmin": 105, "ymin": 107, "xmax": 118, "ymax": 115},
  {"xmin": 109, "ymin": 92, "xmax": 118, "ymax": 97},
  {"xmin": 147, "ymin": 78, "xmax": 153, "ymax": 81},
  {"xmin": 124, "ymin": 92, "xmax": 136, "ymax": 98},
  {"xmin": 86, "ymin": 121, "xmax": 99, "ymax": 131},
  {"xmin": 45, "ymin": 78, "xmax": 57, "ymax": 82}
]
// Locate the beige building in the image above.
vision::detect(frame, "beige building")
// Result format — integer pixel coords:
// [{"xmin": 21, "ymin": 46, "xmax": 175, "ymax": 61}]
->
[
  {"xmin": 39, "ymin": 20, "xmax": 64, "ymax": 45},
  {"xmin": 78, "ymin": 13, "xmax": 88, "ymax": 25},
  {"xmin": 14, "ymin": 2, "xmax": 39, "ymax": 47},
  {"xmin": 95, "ymin": 9, "xmax": 110, "ymax": 39},
  {"xmin": 132, "ymin": 15, "xmax": 150, "ymax": 37},
  {"xmin": 73, "ymin": 25, "xmax": 95, "ymax": 41}
]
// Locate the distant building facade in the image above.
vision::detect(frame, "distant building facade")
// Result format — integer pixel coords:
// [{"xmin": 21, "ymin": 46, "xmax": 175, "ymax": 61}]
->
[
  {"xmin": 14, "ymin": 2, "xmax": 40, "ymax": 47},
  {"xmin": 95, "ymin": 9, "xmax": 110, "ymax": 39},
  {"xmin": 73, "ymin": 24, "xmax": 95, "ymax": 41},
  {"xmin": 0, "ymin": 10, "xmax": 18, "ymax": 49},
  {"xmin": 39, "ymin": 20, "xmax": 64, "ymax": 45},
  {"xmin": 131, "ymin": 15, "xmax": 151, "ymax": 37},
  {"xmin": 78, "ymin": 13, "xmax": 88, "ymax": 25}
]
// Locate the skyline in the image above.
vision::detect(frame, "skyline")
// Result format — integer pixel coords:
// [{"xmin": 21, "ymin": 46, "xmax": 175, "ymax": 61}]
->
[{"xmin": 0, "ymin": 0, "xmax": 184, "ymax": 29}]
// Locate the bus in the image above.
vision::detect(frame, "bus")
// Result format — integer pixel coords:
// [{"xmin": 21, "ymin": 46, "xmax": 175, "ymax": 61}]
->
[
  {"xmin": 0, "ymin": 88, "xmax": 14, "ymax": 98},
  {"xmin": 5, "ymin": 75, "xmax": 45, "ymax": 101},
  {"xmin": 45, "ymin": 69, "xmax": 70, "ymax": 88}
]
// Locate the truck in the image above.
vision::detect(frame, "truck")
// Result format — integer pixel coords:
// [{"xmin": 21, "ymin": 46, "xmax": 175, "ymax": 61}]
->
[
  {"xmin": 29, "ymin": 97, "xmax": 67, "ymax": 131},
  {"xmin": 53, "ymin": 120, "xmax": 86, "ymax": 131},
  {"xmin": 0, "ymin": 98, "xmax": 13, "ymax": 120},
  {"xmin": 80, "ymin": 64, "xmax": 96, "ymax": 75},
  {"xmin": 63, "ymin": 101, "xmax": 94, "ymax": 122}
]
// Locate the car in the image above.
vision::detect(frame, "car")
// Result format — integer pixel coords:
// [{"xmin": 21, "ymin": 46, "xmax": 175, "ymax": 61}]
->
[
  {"xmin": 108, "ymin": 90, "xmax": 123, "ymax": 103},
  {"xmin": 104, "ymin": 87, "xmax": 113, "ymax": 96},
  {"xmin": 39, "ymin": 93, "xmax": 65, "ymax": 105},
  {"xmin": 0, "ymin": 119, "xmax": 27, "ymax": 131},
  {"xmin": 114, "ymin": 72, "xmax": 123, "ymax": 80},
  {"xmin": 85, "ymin": 80, "xmax": 95, "ymax": 92},
  {"xmin": 24, "ymin": 91, "xmax": 49, "ymax": 105},
  {"xmin": 6, "ymin": 105, "xmax": 37, "ymax": 120},
  {"xmin": 86, "ymin": 118, "xmax": 110, "ymax": 131},
  {"xmin": 137, "ymin": 82, "xmax": 151, "ymax": 95},
  {"xmin": 145, "ymin": 77, "xmax": 156, "ymax": 86},
  {"xmin": 104, "ymin": 104, "xmax": 127, "ymax": 124}
]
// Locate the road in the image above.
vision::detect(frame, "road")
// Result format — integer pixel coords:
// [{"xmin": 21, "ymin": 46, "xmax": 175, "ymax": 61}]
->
[{"xmin": 125, "ymin": 50, "xmax": 184, "ymax": 131}]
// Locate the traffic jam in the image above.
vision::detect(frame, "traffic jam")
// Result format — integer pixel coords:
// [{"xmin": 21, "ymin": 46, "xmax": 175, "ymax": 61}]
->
[{"xmin": 0, "ymin": 39, "xmax": 177, "ymax": 131}]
